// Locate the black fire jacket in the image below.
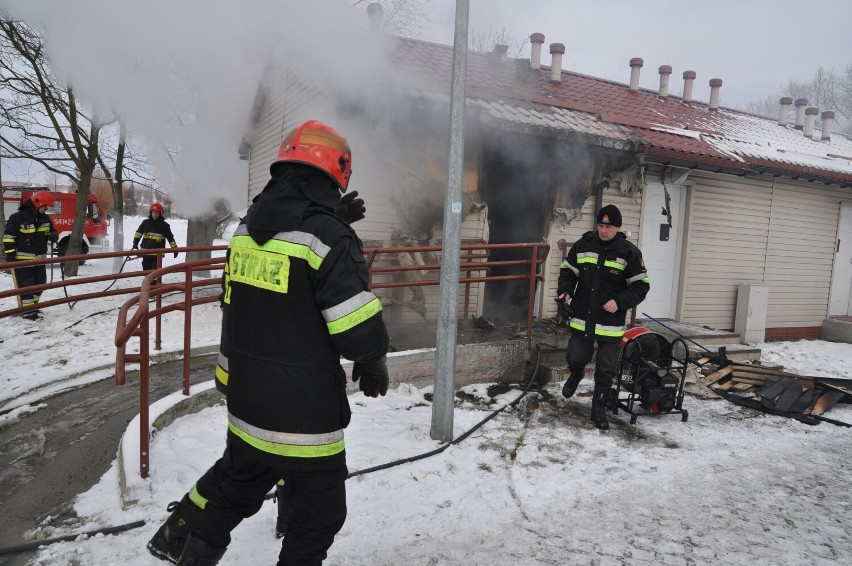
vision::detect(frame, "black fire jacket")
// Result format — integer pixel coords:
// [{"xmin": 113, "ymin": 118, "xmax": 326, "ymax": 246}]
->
[
  {"xmin": 215, "ymin": 168, "xmax": 389, "ymax": 471},
  {"xmin": 557, "ymin": 230, "xmax": 650, "ymax": 342},
  {"xmin": 3, "ymin": 200, "xmax": 57, "ymax": 261},
  {"xmin": 132, "ymin": 215, "xmax": 177, "ymax": 251}
]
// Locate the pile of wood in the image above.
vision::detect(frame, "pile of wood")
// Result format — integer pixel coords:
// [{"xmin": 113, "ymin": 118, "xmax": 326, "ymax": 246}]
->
[{"xmin": 696, "ymin": 358, "xmax": 851, "ymax": 418}]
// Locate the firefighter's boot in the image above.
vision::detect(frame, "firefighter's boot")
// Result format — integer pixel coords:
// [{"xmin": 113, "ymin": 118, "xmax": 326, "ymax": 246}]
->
[
  {"xmin": 176, "ymin": 534, "xmax": 226, "ymax": 566},
  {"xmin": 275, "ymin": 484, "xmax": 296, "ymax": 539},
  {"xmin": 591, "ymin": 386, "xmax": 610, "ymax": 430},
  {"xmin": 561, "ymin": 371, "xmax": 583, "ymax": 399},
  {"xmin": 147, "ymin": 496, "xmax": 199, "ymax": 564}
]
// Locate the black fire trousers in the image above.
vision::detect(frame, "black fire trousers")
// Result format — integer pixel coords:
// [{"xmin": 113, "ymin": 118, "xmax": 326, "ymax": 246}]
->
[
  {"xmin": 567, "ymin": 334, "xmax": 620, "ymax": 389},
  {"xmin": 12, "ymin": 263, "xmax": 47, "ymax": 307},
  {"xmin": 191, "ymin": 434, "xmax": 348, "ymax": 566}
]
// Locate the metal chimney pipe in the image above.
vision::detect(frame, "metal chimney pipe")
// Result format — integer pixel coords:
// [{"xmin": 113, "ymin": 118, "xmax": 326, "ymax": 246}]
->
[
  {"xmin": 549, "ymin": 43, "xmax": 565, "ymax": 82},
  {"xmin": 530, "ymin": 33, "xmax": 545, "ymax": 70},
  {"xmin": 778, "ymin": 96, "xmax": 793, "ymax": 126},
  {"xmin": 708, "ymin": 78, "xmax": 723, "ymax": 110},
  {"xmin": 821, "ymin": 110, "xmax": 835, "ymax": 141},
  {"xmin": 658, "ymin": 65, "xmax": 672, "ymax": 98},
  {"xmin": 629, "ymin": 57, "xmax": 644, "ymax": 91},
  {"xmin": 794, "ymin": 98, "xmax": 808, "ymax": 129},
  {"xmin": 804, "ymin": 107, "xmax": 819, "ymax": 138},
  {"xmin": 367, "ymin": 2, "xmax": 383, "ymax": 32},
  {"xmin": 682, "ymin": 70, "xmax": 696, "ymax": 103}
]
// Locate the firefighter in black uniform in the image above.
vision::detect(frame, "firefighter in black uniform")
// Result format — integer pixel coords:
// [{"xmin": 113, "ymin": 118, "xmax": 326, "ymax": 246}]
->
[
  {"xmin": 147, "ymin": 120, "xmax": 389, "ymax": 566},
  {"xmin": 557, "ymin": 204, "xmax": 650, "ymax": 429},
  {"xmin": 3, "ymin": 191, "xmax": 58, "ymax": 320},
  {"xmin": 131, "ymin": 202, "xmax": 179, "ymax": 274}
]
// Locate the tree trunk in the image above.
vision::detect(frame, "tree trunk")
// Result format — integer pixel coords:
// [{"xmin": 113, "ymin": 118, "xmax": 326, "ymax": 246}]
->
[{"xmin": 186, "ymin": 214, "xmax": 216, "ymax": 277}]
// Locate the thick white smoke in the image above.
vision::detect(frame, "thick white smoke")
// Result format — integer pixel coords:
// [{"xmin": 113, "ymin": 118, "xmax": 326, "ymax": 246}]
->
[{"xmin": 2, "ymin": 0, "xmax": 394, "ymax": 215}]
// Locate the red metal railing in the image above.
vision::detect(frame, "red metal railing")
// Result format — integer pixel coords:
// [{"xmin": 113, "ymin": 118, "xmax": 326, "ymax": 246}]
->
[{"xmin": 4, "ymin": 241, "xmax": 549, "ymax": 478}]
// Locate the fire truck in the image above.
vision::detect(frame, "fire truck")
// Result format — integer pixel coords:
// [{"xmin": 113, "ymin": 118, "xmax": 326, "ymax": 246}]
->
[{"xmin": 2, "ymin": 186, "xmax": 110, "ymax": 258}]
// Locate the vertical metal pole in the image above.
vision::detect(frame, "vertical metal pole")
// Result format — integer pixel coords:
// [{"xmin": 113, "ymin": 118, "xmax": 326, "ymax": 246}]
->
[
  {"xmin": 431, "ymin": 0, "xmax": 469, "ymax": 442},
  {"xmin": 183, "ymin": 268, "xmax": 192, "ymax": 395}
]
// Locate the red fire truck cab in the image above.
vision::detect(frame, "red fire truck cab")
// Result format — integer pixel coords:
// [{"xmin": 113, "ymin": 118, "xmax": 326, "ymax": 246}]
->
[{"xmin": 2, "ymin": 187, "xmax": 109, "ymax": 257}]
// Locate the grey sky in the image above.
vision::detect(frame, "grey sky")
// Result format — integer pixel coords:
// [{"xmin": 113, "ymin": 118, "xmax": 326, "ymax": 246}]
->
[
  {"xmin": 428, "ymin": 0, "xmax": 852, "ymax": 110},
  {"xmin": 2, "ymin": 0, "xmax": 850, "ymax": 194}
]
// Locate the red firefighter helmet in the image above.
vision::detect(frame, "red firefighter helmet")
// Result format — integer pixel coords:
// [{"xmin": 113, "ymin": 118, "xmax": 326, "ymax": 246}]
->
[
  {"xmin": 149, "ymin": 203, "xmax": 165, "ymax": 213},
  {"xmin": 273, "ymin": 120, "xmax": 353, "ymax": 191},
  {"xmin": 31, "ymin": 190, "xmax": 56, "ymax": 208}
]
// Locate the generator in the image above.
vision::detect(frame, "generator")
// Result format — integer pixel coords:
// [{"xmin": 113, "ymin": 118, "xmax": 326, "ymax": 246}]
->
[{"xmin": 610, "ymin": 328, "xmax": 689, "ymax": 424}]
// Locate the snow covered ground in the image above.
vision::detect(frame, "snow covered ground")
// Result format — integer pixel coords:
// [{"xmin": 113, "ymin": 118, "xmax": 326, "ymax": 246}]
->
[{"xmin": 2, "ymin": 217, "xmax": 852, "ymax": 565}]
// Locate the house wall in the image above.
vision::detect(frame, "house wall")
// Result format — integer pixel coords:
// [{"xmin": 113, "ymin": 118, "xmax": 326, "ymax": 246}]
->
[{"xmin": 679, "ymin": 171, "xmax": 847, "ymax": 336}]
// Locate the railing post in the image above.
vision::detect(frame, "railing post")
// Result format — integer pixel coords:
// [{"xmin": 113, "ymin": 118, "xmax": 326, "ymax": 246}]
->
[
  {"xmin": 139, "ymin": 315, "xmax": 151, "ymax": 479},
  {"xmin": 155, "ymin": 252, "xmax": 163, "ymax": 351},
  {"xmin": 183, "ymin": 267, "xmax": 192, "ymax": 395},
  {"xmin": 526, "ymin": 246, "xmax": 537, "ymax": 348}
]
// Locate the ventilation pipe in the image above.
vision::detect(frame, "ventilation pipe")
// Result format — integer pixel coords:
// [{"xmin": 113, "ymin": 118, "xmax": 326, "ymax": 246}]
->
[
  {"xmin": 530, "ymin": 33, "xmax": 544, "ymax": 70},
  {"xmin": 682, "ymin": 70, "xmax": 696, "ymax": 104},
  {"xmin": 778, "ymin": 96, "xmax": 793, "ymax": 126},
  {"xmin": 804, "ymin": 107, "xmax": 819, "ymax": 138},
  {"xmin": 794, "ymin": 98, "xmax": 808, "ymax": 129},
  {"xmin": 658, "ymin": 65, "xmax": 672, "ymax": 98},
  {"xmin": 628, "ymin": 58, "xmax": 643, "ymax": 91},
  {"xmin": 708, "ymin": 78, "xmax": 722, "ymax": 110},
  {"xmin": 550, "ymin": 43, "xmax": 564, "ymax": 82},
  {"xmin": 367, "ymin": 2, "xmax": 383, "ymax": 32},
  {"xmin": 821, "ymin": 111, "xmax": 835, "ymax": 141}
]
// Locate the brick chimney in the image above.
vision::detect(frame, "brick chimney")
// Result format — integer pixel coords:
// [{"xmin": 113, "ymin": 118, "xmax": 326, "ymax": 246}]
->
[
  {"xmin": 821, "ymin": 111, "xmax": 835, "ymax": 141},
  {"xmin": 708, "ymin": 78, "xmax": 722, "ymax": 110},
  {"xmin": 777, "ymin": 97, "xmax": 793, "ymax": 126},
  {"xmin": 682, "ymin": 70, "xmax": 696, "ymax": 104},
  {"xmin": 804, "ymin": 107, "xmax": 819, "ymax": 138},
  {"xmin": 794, "ymin": 98, "xmax": 808, "ymax": 129},
  {"xmin": 550, "ymin": 43, "xmax": 565, "ymax": 82},
  {"xmin": 530, "ymin": 33, "xmax": 544, "ymax": 70},
  {"xmin": 629, "ymin": 58, "xmax": 643, "ymax": 92},
  {"xmin": 658, "ymin": 65, "xmax": 672, "ymax": 98}
]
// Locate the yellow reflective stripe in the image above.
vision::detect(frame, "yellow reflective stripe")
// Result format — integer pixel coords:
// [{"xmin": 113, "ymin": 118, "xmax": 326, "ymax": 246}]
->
[
  {"xmin": 189, "ymin": 484, "xmax": 208, "ymax": 509},
  {"xmin": 604, "ymin": 260, "xmax": 625, "ymax": 270},
  {"xmin": 569, "ymin": 319, "xmax": 585, "ymax": 332},
  {"xmin": 228, "ymin": 422, "xmax": 345, "ymax": 458},
  {"xmin": 595, "ymin": 328, "xmax": 625, "ymax": 338},
  {"xmin": 18, "ymin": 227, "xmax": 36, "ymax": 234},
  {"xmin": 326, "ymin": 297, "xmax": 383, "ymax": 335},
  {"xmin": 229, "ymin": 243, "xmax": 290, "ymax": 294},
  {"xmin": 577, "ymin": 257, "xmax": 597, "ymax": 265},
  {"xmin": 231, "ymin": 231, "xmax": 327, "ymax": 270},
  {"xmin": 627, "ymin": 273, "xmax": 649, "ymax": 284},
  {"xmin": 215, "ymin": 364, "xmax": 229, "ymax": 386}
]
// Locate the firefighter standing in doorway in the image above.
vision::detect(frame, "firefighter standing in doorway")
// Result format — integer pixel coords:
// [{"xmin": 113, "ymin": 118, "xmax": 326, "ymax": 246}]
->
[
  {"xmin": 3, "ymin": 191, "xmax": 58, "ymax": 320},
  {"xmin": 147, "ymin": 120, "xmax": 389, "ymax": 566},
  {"xmin": 132, "ymin": 203, "xmax": 179, "ymax": 276},
  {"xmin": 557, "ymin": 204, "xmax": 650, "ymax": 429}
]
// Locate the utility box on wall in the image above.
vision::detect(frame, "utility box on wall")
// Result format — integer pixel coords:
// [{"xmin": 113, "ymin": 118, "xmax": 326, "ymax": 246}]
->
[{"xmin": 735, "ymin": 284, "xmax": 769, "ymax": 343}]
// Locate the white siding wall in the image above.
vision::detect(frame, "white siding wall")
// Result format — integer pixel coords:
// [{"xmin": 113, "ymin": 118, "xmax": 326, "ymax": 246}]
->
[
  {"xmin": 680, "ymin": 174, "xmax": 772, "ymax": 328},
  {"xmin": 679, "ymin": 172, "xmax": 848, "ymax": 331},
  {"xmin": 541, "ymin": 187, "xmax": 642, "ymax": 318},
  {"xmin": 764, "ymin": 179, "xmax": 844, "ymax": 328}
]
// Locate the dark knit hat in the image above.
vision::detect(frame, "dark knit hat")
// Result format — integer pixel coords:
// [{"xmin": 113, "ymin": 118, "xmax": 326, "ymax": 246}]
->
[{"xmin": 596, "ymin": 204, "xmax": 622, "ymax": 227}]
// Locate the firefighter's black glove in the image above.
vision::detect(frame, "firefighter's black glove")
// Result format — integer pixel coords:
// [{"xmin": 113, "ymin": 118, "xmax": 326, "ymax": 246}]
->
[
  {"xmin": 173, "ymin": 251, "xmax": 179, "ymax": 258},
  {"xmin": 555, "ymin": 296, "xmax": 573, "ymax": 322},
  {"xmin": 335, "ymin": 191, "xmax": 366, "ymax": 224},
  {"xmin": 352, "ymin": 356, "xmax": 389, "ymax": 398},
  {"xmin": 131, "ymin": 244, "xmax": 138, "ymax": 250}
]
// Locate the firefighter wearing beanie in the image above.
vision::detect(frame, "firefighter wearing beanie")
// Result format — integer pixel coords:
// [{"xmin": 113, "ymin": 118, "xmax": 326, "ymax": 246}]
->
[{"xmin": 556, "ymin": 204, "xmax": 650, "ymax": 429}]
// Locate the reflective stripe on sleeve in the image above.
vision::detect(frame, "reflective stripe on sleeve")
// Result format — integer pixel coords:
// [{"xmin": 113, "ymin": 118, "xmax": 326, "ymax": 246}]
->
[
  {"xmin": 323, "ymin": 292, "xmax": 383, "ymax": 335},
  {"xmin": 189, "ymin": 484, "xmax": 208, "ymax": 509},
  {"xmin": 627, "ymin": 272, "xmax": 650, "ymax": 285},
  {"xmin": 559, "ymin": 261, "xmax": 579, "ymax": 276},
  {"xmin": 215, "ymin": 352, "xmax": 229, "ymax": 386}
]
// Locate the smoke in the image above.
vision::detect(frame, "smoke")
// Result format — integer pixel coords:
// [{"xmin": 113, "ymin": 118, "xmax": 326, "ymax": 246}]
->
[{"xmin": 2, "ymin": 0, "xmax": 398, "ymax": 216}]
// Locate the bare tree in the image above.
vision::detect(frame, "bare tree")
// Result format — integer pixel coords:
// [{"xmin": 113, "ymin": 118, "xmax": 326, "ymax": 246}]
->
[
  {"xmin": 353, "ymin": 0, "xmax": 435, "ymax": 38},
  {"xmin": 744, "ymin": 63, "xmax": 852, "ymax": 134},
  {"xmin": 468, "ymin": 26, "xmax": 527, "ymax": 58},
  {"xmin": 0, "ymin": 15, "xmax": 104, "ymax": 275}
]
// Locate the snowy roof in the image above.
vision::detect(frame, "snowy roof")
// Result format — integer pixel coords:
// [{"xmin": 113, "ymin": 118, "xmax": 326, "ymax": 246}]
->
[{"xmin": 390, "ymin": 37, "xmax": 852, "ymax": 186}]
